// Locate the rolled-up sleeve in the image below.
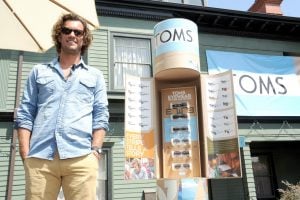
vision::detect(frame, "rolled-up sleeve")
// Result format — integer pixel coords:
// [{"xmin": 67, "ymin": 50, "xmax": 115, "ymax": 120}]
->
[
  {"xmin": 92, "ymin": 71, "xmax": 109, "ymax": 131},
  {"xmin": 15, "ymin": 68, "xmax": 38, "ymax": 131}
]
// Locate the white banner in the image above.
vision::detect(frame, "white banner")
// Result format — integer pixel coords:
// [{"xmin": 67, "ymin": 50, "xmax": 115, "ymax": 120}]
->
[{"xmin": 207, "ymin": 50, "xmax": 300, "ymax": 116}]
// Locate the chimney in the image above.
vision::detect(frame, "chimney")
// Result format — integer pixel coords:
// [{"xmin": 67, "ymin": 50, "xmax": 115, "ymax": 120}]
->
[{"xmin": 248, "ymin": 0, "xmax": 283, "ymax": 15}]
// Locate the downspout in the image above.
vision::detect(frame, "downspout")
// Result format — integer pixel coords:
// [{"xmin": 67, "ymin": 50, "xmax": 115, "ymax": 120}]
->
[{"xmin": 6, "ymin": 51, "xmax": 23, "ymax": 200}]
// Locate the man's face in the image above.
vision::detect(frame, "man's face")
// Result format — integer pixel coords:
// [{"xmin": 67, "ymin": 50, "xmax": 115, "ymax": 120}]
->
[
  {"xmin": 229, "ymin": 152, "xmax": 240, "ymax": 171},
  {"xmin": 59, "ymin": 20, "xmax": 84, "ymax": 55}
]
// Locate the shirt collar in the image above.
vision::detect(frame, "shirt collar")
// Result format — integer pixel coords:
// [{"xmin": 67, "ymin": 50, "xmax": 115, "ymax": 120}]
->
[{"xmin": 48, "ymin": 57, "xmax": 88, "ymax": 71}]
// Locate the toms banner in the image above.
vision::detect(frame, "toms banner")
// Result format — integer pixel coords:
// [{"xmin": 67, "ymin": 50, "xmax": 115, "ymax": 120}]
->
[{"xmin": 206, "ymin": 50, "xmax": 300, "ymax": 117}]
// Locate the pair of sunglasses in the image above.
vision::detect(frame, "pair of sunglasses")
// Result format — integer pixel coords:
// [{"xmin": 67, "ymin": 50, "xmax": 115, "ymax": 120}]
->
[
  {"xmin": 172, "ymin": 163, "xmax": 191, "ymax": 170},
  {"xmin": 171, "ymin": 113, "xmax": 189, "ymax": 120},
  {"xmin": 171, "ymin": 138, "xmax": 191, "ymax": 146},
  {"xmin": 172, "ymin": 126, "xmax": 189, "ymax": 132},
  {"xmin": 171, "ymin": 102, "xmax": 188, "ymax": 109},
  {"xmin": 61, "ymin": 27, "xmax": 84, "ymax": 37},
  {"xmin": 171, "ymin": 150, "xmax": 191, "ymax": 158}
]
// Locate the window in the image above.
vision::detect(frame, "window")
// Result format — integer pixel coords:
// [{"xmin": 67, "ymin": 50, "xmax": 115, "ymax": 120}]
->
[
  {"xmin": 251, "ymin": 154, "xmax": 277, "ymax": 199},
  {"xmin": 107, "ymin": 100, "xmax": 124, "ymax": 136},
  {"xmin": 112, "ymin": 36, "xmax": 152, "ymax": 90}
]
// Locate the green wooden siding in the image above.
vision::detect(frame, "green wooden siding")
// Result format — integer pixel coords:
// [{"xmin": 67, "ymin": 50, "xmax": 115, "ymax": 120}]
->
[
  {"xmin": 210, "ymin": 178, "xmax": 246, "ymax": 200},
  {"xmin": 0, "ymin": 51, "xmax": 11, "ymax": 111},
  {"xmin": 0, "ymin": 122, "xmax": 14, "ymax": 199},
  {"xmin": 88, "ymin": 29, "xmax": 109, "ymax": 86},
  {"xmin": 0, "ymin": 121, "xmax": 26, "ymax": 199},
  {"xmin": 11, "ymin": 156, "xmax": 25, "ymax": 199},
  {"xmin": 241, "ymin": 145, "xmax": 257, "ymax": 199},
  {"xmin": 4, "ymin": 49, "xmax": 57, "ymax": 113}
]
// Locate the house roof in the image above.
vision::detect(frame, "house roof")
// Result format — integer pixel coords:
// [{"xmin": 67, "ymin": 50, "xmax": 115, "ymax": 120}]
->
[{"xmin": 96, "ymin": 0, "xmax": 300, "ymax": 41}]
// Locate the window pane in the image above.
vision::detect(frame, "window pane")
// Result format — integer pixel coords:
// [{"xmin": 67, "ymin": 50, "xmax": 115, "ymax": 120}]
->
[
  {"xmin": 252, "ymin": 156, "xmax": 270, "ymax": 176},
  {"xmin": 251, "ymin": 155, "xmax": 275, "ymax": 198},
  {"xmin": 108, "ymin": 103, "xmax": 124, "ymax": 136},
  {"xmin": 114, "ymin": 63, "xmax": 125, "ymax": 90},
  {"xmin": 113, "ymin": 37, "xmax": 151, "ymax": 90}
]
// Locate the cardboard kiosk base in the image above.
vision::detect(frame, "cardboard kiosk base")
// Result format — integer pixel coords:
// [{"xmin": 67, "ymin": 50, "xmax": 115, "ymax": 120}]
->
[
  {"xmin": 161, "ymin": 86, "xmax": 201, "ymax": 179},
  {"xmin": 157, "ymin": 178, "xmax": 209, "ymax": 200},
  {"xmin": 154, "ymin": 78, "xmax": 204, "ymax": 179}
]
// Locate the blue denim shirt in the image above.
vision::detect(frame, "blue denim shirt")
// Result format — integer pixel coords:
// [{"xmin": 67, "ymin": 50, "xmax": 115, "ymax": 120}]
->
[{"xmin": 15, "ymin": 58, "xmax": 109, "ymax": 160}]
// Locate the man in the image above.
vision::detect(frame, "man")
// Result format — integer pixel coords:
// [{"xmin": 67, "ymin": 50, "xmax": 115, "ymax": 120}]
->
[
  {"xmin": 15, "ymin": 13, "xmax": 109, "ymax": 200},
  {"xmin": 130, "ymin": 158, "xmax": 148, "ymax": 180}
]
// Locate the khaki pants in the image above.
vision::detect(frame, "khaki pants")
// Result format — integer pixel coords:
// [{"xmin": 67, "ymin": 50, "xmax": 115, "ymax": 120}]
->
[{"xmin": 24, "ymin": 153, "xmax": 98, "ymax": 200}]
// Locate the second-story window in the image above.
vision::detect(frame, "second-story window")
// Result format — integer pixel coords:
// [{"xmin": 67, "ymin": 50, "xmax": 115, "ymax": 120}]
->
[{"xmin": 113, "ymin": 36, "xmax": 152, "ymax": 90}]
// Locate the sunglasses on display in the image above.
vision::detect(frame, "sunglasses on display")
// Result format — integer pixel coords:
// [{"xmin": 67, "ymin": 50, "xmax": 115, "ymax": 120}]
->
[
  {"xmin": 172, "ymin": 163, "xmax": 192, "ymax": 170},
  {"xmin": 171, "ymin": 150, "xmax": 191, "ymax": 158},
  {"xmin": 171, "ymin": 102, "xmax": 188, "ymax": 109},
  {"xmin": 172, "ymin": 126, "xmax": 189, "ymax": 132},
  {"xmin": 171, "ymin": 113, "xmax": 188, "ymax": 120},
  {"xmin": 61, "ymin": 27, "xmax": 84, "ymax": 36},
  {"xmin": 171, "ymin": 138, "xmax": 191, "ymax": 146}
]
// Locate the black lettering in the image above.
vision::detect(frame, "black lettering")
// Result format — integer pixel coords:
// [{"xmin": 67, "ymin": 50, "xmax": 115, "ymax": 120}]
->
[
  {"xmin": 239, "ymin": 75, "xmax": 256, "ymax": 93},
  {"xmin": 186, "ymin": 30, "xmax": 193, "ymax": 42},
  {"xmin": 160, "ymin": 30, "xmax": 172, "ymax": 43},
  {"xmin": 276, "ymin": 77, "xmax": 287, "ymax": 94},
  {"xmin": 173, "ymin": 28, "xmax": 185, "ymax": 41},
  {"xmin": 259, "ymin": 76, "xmax": 276, "ymax": 94}
]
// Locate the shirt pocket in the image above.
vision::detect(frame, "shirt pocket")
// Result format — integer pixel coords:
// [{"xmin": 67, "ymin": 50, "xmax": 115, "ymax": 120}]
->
[
  {"xmin": 36, "ymin": 76, "xmax": 55, "ymax": 103},
  {"xmin": 76, "ymin": 78, "xmax": 96, "ymax": 103}
]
